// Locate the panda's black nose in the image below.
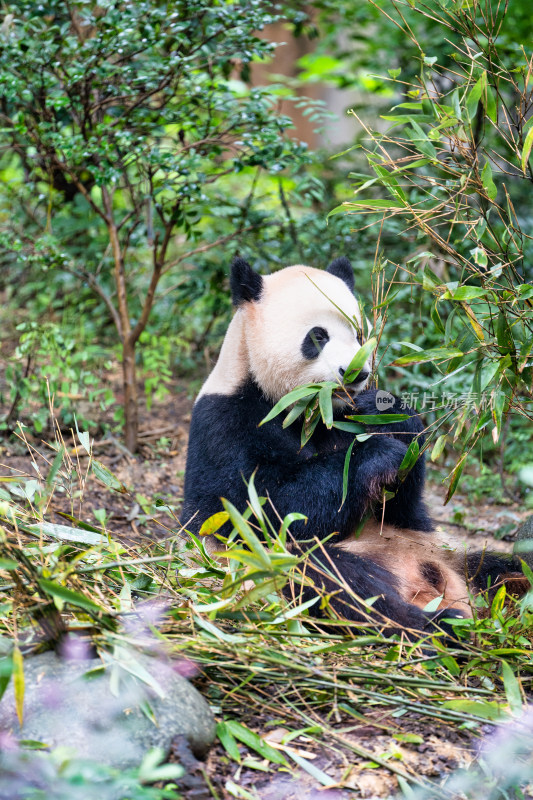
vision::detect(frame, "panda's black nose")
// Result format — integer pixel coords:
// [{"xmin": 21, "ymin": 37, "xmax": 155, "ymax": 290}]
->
[{"xmin": 340, "ymin": 368, "xmax": 369, "ymax": 384}]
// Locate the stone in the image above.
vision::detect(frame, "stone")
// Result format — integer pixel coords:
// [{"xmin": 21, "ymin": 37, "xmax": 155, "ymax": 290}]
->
[
  {"xmin": 513, "ymin": 515, "xmax": 533, "ymax": 569},
  {"xmin": 0, "ymin": 648, "xmax": 215, "ymax": 769}
]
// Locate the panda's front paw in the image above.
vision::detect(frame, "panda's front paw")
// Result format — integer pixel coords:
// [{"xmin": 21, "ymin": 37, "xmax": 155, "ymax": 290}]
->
[{"xmin": 360, "ymin": 438, "xmax": 408, "ymax": 502}]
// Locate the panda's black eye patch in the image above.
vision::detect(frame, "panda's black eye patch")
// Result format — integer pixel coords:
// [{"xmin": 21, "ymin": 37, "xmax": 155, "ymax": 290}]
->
[{"xmin": 301, "ymin": 327, "xmax": 330, "ymax": 359}]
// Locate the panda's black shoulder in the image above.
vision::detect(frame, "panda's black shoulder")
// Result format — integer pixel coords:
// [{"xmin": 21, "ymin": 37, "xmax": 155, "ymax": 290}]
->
[{"xmin": 188, "ymin": 379, "xmax": 303, "ymax": 459}]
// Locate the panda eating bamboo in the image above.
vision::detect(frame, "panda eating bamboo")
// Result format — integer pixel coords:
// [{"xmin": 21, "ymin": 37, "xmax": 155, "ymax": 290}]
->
[{"xmin": 180, "ymin": 257, "xmax": 521, "ymax": 635}]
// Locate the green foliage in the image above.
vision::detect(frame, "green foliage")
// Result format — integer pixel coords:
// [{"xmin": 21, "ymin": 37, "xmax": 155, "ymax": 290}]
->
[
  {"xmin": 2, "ymin": 321, "xmax": 113, "ymax": 434},
  {"xmin": 0, "ymin": 746, "xmax": 183, "ymax": 800},
  {"xmin": 2, "ymin": 427, "xmax": 533, "ymax": 797},
  {"xmin": 332, "ymin": 0, "xmax": 533, "ymax": 498},
  {"xmin": 0, "ymin": 0, "xmax": 314, "ymax": 447}
]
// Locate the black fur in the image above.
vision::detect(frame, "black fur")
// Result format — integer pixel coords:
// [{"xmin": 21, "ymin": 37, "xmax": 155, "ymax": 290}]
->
[
  {"xmin": 326, "ymin": 257, "xmax": 355, "ymax": 292},
  {"xmin": 230, "ymin": 257, "xmax": 263, "ymax": 305},
  {"xmin": 288, "ymin": 543, "xmax": 462, "ymax": 637},
  {"xmin": 466, "ymin": 551, "xmax": 516, "ymax": 592},
  {"xmin": 180, "ymin": 380, "xmax": 445, "ymax": 630},
  {"xmin": 301, "ymin": 327, "xmax": 330, "ymax": 360},
  {"xmin": 181, "ymin": 381, "xmax": 430, "ymax": 540}
]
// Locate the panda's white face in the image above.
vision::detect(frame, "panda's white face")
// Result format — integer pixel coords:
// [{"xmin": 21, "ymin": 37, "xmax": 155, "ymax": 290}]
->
[{"xmin": 244, "ymin": 266, "xmax": 370, "ymax": 404}]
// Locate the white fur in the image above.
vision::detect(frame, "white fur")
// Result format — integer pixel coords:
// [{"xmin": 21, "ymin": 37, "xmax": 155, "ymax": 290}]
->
[{"xmin": 199, "ymin": 264, "xmax": 369, "ymax": 402}]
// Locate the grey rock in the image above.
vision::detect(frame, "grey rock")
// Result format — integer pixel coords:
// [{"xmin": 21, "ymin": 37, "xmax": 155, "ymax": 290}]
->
[
  {"xmin": 0, "ymin": 648, "xmax": 215, "ymax": 768},
  {"xmin": 513, "ymin": 515, "xmax": 533, "ymax": 568}
]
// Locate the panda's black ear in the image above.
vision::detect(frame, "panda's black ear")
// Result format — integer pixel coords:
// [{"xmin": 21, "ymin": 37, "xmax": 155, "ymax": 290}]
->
[
  {"xmin": 230, "ymin": 258, "xmax": 263, "ymax": 306},
  {"xmin": 326, "ymin": 257, "xmax": 354, "ymax": 293}
]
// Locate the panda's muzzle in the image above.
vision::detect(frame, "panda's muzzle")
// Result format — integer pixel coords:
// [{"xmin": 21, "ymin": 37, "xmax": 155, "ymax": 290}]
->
[{"xmin": 340, "ymin": 368, "xmax": 369, "ymax": 385}]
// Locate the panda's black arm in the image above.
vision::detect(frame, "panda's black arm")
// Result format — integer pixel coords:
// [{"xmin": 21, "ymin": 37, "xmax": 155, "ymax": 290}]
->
[
  {"xmin": 352, "ymin": 389, "xmax": 433, "ymax": 531},
  {"xmin": 256, "ymin": 434, "xmax": 411, "ymax": 541},
  {"xmin": 353, "ymin": 389, "xmax": 424, "ymax": 444}
]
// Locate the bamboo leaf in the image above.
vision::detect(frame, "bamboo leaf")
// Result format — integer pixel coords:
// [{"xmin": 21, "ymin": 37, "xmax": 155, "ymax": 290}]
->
[
  {"xmin": 344, "ymin": 337, "xmax": 377, "ymax": 384},
  {"xmin": 27, "ymin": 522, "xmax": 105, "ymax": 546},
  {"xmin": 481, "ymin": 161, "xmax": 497, "ymax": 200},
  {"xmin": 217, "ymin": 721, "xmax": 241, "ymax": 762},
  {"xmin": 318, "ymin": 385, "xmax": 333, "ymax": 428},
  {"xmin": 501, "ymin": 661, "xmax": 523, "ymax": 714},
  {"xmin": 441, "ymin": 286, "xmax": 486, "ymax": 301},
  {"xmin": 521, "ymin": 125, "xmax": 533, "ymax": 174},
  {"xmin": 92, "ymin": 460, "xmax": 128, "ymax": 493},
  {"xmin": 347, "ymin": 414, "xmax": 409, "ymax": 425},
  {"xmin": 225, "ymin": 720, "xmax": 287, "ymax": 765},
  {"xmin": 444, "ymin": 454, "xmax": 467, "ymax": 504},
  {"xmin": 199, "ymin": 511, "xmax": 230, "ymax": 536},
  {"xmin": 431, "ymin": 435, "xmax": 447, "ymax": 461},
  {"xmin": 340, "ymin": 439, "xmax": 355, "ymax": 510},
  {"xmin": 37, "ymin": 579, "xmax": 105, "ymax": 613},
  {"xmin": 13, "ymin": 646, "xmax": 24, "ymax": 726},
  {"xmin": 391, "ymin": 347, "xmax": 463, "ymax": 367},
  {"xmin": 259, "ymin": 386, "xmax": 320, "ymax": 426},
  {"xmin": 442, "ymin": 699, "xmax": 506, "ymax": 721},
  {"xmin": 398, "ymin": 439, "xmax": 419, "ymax": 480},
  {"xmin": 286, "ymin": 749, "xmax": 335, "ymax": 786}
]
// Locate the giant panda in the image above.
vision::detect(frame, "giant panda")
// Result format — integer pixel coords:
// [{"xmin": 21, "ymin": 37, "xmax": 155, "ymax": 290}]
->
[{"xmin": 180, "ymin": 256, "xmax": 519, "ymax": 635}]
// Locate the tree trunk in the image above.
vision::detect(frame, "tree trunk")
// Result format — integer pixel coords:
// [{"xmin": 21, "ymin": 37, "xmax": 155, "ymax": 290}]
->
[{"xmin": 122, "ymin": 336, "xmax": 138, "ymax": 454}]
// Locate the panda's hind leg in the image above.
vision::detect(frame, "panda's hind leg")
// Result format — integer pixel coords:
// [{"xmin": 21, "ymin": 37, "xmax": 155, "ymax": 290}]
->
[{"xmin": 287, "ymin": 545, "xmax": 459, "ymax": 636}]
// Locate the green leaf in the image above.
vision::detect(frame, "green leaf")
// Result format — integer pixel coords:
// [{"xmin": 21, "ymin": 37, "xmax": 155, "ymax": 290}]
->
[
  {"xmin": 199, "ymin": 511, "xmax": 230, "ymax": 537},
  {"xmin": 344, "ymin": 199, "xmax": 405, "ymax": 209},
  {"xmin": 423, "ymin": 594, "xmax": 444, "ymax": 612},
  {"xmin": 0, "ymin": 656, "xmax": 13, "ymax": 703},
  {"xmin": 217, "ymin": 721, "xmax": 241, "ymax": 762},
  {"xmin": 441, "ymin": 286, "xmax": 486, "ymax": 301},
  {"xmin": 222, "ymin": 499, "xmax": 271, "ymax": 569},
  {"xmin": 481, "ymin": 161, "xmax": 497, "ymax": 201},
  {"xmin": 318, "ymin": 385, "xmax": 333, "ymax": 428},
  {"xmin": 285, "ymin": 749, "xmax": 334, "ymax": 786},
  {"xmin": 491, "ymin": 584, "xmax": 506, "ymax": 617},
  {"xmin": 444, "ymin": 454, "xmax": 467, "ymax": 504},
  {"xmin": 37, "ymin": 579, "xmax": 105, "ymax": 614},
  {"xmin": 466, "ymin": 74, "xmax": 485, "ymax": 120},
  {"xmin": 431, "ymin": 435, "xmax": 447, "ymax": 461},
  {"xmin": 340, "ymin": 439, "xmax": 355, "ymax": 510},
  {"xmin": 75, "ymin": 418, "xmax": 91, "ymax": 455},
  {"xmin": 27, "ymin": 522, "xmax": 105, "ymax": 546},
  {"xmin": 53, "ymin": 511, "xmax": 102, "ymax": 533},
  {"xmin": 282, "ymin": 398, "xmax": 309, "ymax": 428},
  {"xmin": 259, "ymin": 386, "xmax": 320, "ymax": 426},
  {"xmin": 13, "ymin": 646, "xmax": 24, "ymax": 726},
  {"xmin": 344, "ymin": 337, "xmax": 377, "ymax": 383},
  {"xmin": 92, "ymin": 460, "xmax": 128, "ymax": 493},
  {"xmin": 332, "ymin": 421, "xmax": 366, "ymax": 433},
  {"xmin": 46, "ymin": 446, "xmax": 65, "ymax": 487},
  {"xmin": 521, "ymin": 125, "xmax": 533, "ymax": 174},
  {"xmin": 391, "ymin": 347, "xmax": 463, "ymax": 367},
  {"xmin": 246, "ymin": 472, "xmax": 265, "ymax": 526},
  {"xmin": 398, "ymin": 439, "xmax": 419, "ymax": 480},
  {"xmin": 347, "ymin": 414, "xmax": 409, "ymax": 425},
  {"xmin": 225, "ymin": 720, "xmax": 287, "ymax": 765},
  {"xmin": 442, "ymin": 699, "xmax": 506, "ymax": 721},
  {"xmin": 501, "ymin": 661, "xmax": 522, "ymax": 714},
  {"xmin": 280, "ymin": 512, "xmax": 307, "ymax": 542}
]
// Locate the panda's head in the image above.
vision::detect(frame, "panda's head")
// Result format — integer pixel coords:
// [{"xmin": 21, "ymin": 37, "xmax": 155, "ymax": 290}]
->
[{"xmin": 225, "ymin": 257, "xmax": 370, "ymax": 405}]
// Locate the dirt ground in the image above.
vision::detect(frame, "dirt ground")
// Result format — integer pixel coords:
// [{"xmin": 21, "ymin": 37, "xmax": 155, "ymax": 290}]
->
[{"xmin": 2, "ymin": 384, "xmax": 531, "ymax": 799}]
